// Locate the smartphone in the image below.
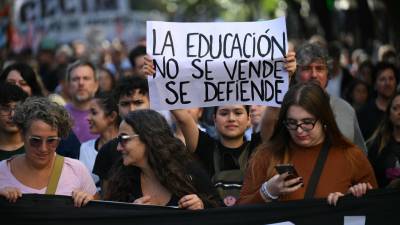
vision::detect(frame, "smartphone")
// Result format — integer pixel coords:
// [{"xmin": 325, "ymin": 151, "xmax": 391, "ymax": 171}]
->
[{"xmin": 275, "ymin": 164, "xmax": 299, "ymax": 180}]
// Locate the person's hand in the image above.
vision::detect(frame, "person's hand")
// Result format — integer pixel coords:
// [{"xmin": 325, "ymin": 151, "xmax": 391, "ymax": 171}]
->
[
  {"xmin": 327, "ymin": 192, "xmax": 344, "ymax": 206},
  {"xmin": 142, "ymin": 56, "xmax": 156, "ymax": 76},
  {"xmin": 133, "ymin": 195, "xmax": 153, "ymax": 205},
  {"xmin": 71, "ymin": 190, "xmax": 94, "ymax": 208},
  {"xmin": 327, "ymin": 182, "xmax": 373, "ymax": 206},
  {"xmin": 347, "ymin": 182, "xmax": 373, "ymax": 197},
  {"xmin": 284, "ymin": 51, "xmax": 296, "ymax": 79},
  {"xmin": 0, "ymin": 187, "xmax": 22, "ymax": 203},
  {"xmin": 261, "ymin": 173, "xmax": 303, "ymax": 201},
  {"xmin": 178, "ymin": 194, "xmax": 204, "ymax": 210}
]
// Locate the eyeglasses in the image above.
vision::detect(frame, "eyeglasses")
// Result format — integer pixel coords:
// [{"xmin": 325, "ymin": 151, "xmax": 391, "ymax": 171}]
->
[
  {"xmin": 117, "ymin": 134, "xmax": 139, "ymax": 147},
  {"xmin": 0, "ymin": 106, "xmax": 16, "ymax": 116},
  {"xmin": 28, "ymin": 136, "xmax": 61, "ymax": 148},
  {"xmin": 298, "ymin": 64, "xmax": 327, "ymax": 73},
  {"xmin": 283, "ymin": 119, "xmax": 318, "ymax": 132}
]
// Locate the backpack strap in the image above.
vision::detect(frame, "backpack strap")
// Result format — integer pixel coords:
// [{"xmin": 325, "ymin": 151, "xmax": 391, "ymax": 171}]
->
[
  {"xmin": 213, "ymin": 146, "xmax": 221, "ymax": 174},
  {"xmin": 45, "ymin": 154, "xmax": 64, "ymax": 195},
  {"xmin": 304, "ymin": 138, "xmax": 331, "ymax": 199},
  {"xmin": 238, "ymin": 144, "xmax": 251, "ymax": 172},
  {"xmin": 213, "ymin": 142, "xmax": 251, "ymax": 174}
]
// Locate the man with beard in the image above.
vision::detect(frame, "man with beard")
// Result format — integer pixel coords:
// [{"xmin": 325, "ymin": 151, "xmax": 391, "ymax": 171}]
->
[
  {"xmin": 65, "ymin": 60, "xmax": 99, "ymax": 143},
  {"xmin": 0, "ymin": 83, "xmax": 28, "ymax": 160}
]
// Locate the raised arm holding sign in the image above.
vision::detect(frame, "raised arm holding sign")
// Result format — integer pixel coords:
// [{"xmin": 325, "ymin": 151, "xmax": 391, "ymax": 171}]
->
[{"xmin": 143, "ymin": 17, "xmax": 296, "ymax": 206}]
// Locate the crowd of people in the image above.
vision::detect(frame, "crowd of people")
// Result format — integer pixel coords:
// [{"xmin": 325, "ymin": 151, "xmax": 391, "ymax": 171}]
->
[{"xmin": 0, "ymin": 30, "xmax": 399, "ymax": 211}]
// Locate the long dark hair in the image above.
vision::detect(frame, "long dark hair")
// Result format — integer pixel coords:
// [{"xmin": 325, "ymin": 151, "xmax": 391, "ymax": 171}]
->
[
  {"xmin": 367, "ymin": 92, "xmax": 400, "ymax": 154},
  {"xmin": 0, "ymin": 62, "xmax": 44, "ymax": 96},
  {"xmin": 255, "ymin": 82, "xmax": 353, "ymax": 178},
  {"xmin": 104, "ymin": 109, "xmax": 215, "ymax": 205}
]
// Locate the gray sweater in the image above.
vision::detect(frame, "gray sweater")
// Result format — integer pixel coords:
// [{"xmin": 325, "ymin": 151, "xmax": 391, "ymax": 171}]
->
[{"xmin": 330, "ymin": 96, "xmax": 367, "ymax": 153}]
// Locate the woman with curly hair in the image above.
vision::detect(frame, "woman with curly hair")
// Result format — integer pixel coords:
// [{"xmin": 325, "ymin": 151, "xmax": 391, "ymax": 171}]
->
[
  {"xmin": 103, "ymin": 109, "xmax": 220, "ymax": 209},
  {"xmin": 0, "ymin": 97, "xmax": 97, "ymax": 207}
]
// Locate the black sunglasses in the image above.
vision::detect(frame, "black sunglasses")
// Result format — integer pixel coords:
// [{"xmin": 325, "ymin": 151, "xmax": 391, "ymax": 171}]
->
[{"xmin": 117, "ymin": 134, "xmax": 139, "ymax": 147}]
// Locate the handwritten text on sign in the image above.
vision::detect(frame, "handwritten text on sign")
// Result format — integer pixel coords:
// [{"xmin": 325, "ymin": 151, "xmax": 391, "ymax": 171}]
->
[{"xmin": 147, "ymin": 17, "xmax": 289, "ymax": 110}]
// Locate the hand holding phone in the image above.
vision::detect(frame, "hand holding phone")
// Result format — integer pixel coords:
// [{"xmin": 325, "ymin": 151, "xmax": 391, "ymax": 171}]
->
[{"xmin": 275, "ymin": 164, "xmax": 300, "ymax": 180}]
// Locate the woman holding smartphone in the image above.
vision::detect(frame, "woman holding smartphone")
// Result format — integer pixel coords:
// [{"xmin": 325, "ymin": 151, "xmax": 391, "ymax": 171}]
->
[{"xmin": 238, "ymin": 82, "xmax": 377, "ymax": 206}]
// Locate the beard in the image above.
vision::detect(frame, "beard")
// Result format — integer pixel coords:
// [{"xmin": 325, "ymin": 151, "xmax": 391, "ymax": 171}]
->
[{"xmin": 73, "ymin": 91, "xmax": 95, "ymax": 102}]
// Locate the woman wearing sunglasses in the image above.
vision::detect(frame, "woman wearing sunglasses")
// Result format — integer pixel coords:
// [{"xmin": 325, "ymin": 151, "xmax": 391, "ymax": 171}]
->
[
  {"xmin": 103, "ymin": 109, "xmax": 220, "ymax": 209},
  {"xmin": 238, "ymin": 82, "xmax": 377, "ymax": 206},
  {"xmin": 0, "ymin": 97, "xmax": 97, "ymax": 207}
]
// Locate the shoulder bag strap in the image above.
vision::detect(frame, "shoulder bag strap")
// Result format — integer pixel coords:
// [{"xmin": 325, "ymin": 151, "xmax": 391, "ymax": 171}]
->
[
  {"xmin": 45, "ymin": 154, "xmax": 64, "ymax": 195},
  {"xmin": 238, "ymin": 143, "xmax": 251, "ymax": 172},
  {"xmin": 213, "ymin": 144, "xmax": 221, "ymax": 174},
  {"xmin": 304, "ymin": 138, "xmax": 331, "ymax": 199}
]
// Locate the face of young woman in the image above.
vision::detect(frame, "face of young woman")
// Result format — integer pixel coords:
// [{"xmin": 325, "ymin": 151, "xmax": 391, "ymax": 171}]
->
[
  {"xmin": 6, "ymin": 70, "xmax": 32, "ymax": 96},
  {"xmin": 87, "ymin": 99, "xmax": 115, "ymax": 134},
  {"xmin": 214, "ymin": 105, "xmax": 250, "ymax": 141},
  {"xmin": 116, "ymin": 120, "xmax": 147, "ymax": 167},
  {"xmin": 285, "ymin": 105, "xmax": 325, "ymax": 147},
  {"xmin": 24, "ymin": 120, "xmax": 60, "ymax": 168}
]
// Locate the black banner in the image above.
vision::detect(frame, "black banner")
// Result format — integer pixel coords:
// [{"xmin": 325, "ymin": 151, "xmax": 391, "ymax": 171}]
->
[{"xmin": 1, "ymin": 188, "xmax": 399, "ymax": 225}]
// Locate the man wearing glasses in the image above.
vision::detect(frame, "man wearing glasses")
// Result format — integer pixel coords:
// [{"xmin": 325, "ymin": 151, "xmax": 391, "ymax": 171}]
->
[{"xmin": 0, "ymin": 83, "xmax": 28, "ymax": 161}]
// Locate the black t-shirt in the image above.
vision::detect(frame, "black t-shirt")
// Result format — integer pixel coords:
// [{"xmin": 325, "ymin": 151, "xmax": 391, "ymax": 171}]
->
[
  {"xmin": 56, "ymin": 131, "xmax": 81, "ymax": 159},
  {"xmin": 195, "ymin": 129, "xmax": 261, "ymax": 178},
  {"xmin": 368, "ymin": 136, "xmax": 400, "ymax": 187},
  {"xmin": 121, "ymin": 164, "xmax": 220, "ymax": 208},
  {"xmin": 357, "ymin": 99, "xmax": 385, "ymax": 140},
  {"xmin": 0, "ymin": 145, "xmax": 25, "ymax": 161},
  {"xmin": 92, "ymin": 138, "xmax": 120, "ymax": 180}
]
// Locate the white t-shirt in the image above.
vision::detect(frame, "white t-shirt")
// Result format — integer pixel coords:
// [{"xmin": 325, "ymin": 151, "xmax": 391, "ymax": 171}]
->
[{"xmin": 79, "ymin": 139, "xmax": 100, "ymax": 188}]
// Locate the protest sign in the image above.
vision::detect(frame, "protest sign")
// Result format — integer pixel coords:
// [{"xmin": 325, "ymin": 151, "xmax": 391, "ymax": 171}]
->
[
  {"xmin": 146, "ymin": 17, "xmax": 289, "ymax": 110},
  {"xmin": 12, "ymin": 0, "xmax": 165, "ymax": 51}
]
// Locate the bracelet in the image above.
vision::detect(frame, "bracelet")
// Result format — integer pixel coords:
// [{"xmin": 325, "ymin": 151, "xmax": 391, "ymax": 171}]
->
[{"xmin": 260, "ymin": 181, "xmax": 279, "ymax": 200}]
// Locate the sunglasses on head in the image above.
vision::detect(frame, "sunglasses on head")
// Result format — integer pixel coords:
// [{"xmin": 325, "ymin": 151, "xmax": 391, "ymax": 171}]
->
[
  {"xmin": 28, "ymin": 136, "xmax": 61, "ymax": 148},
  {"xmin": 117, "ymin": 134, "xmax": 139, "ymax": 147}
]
